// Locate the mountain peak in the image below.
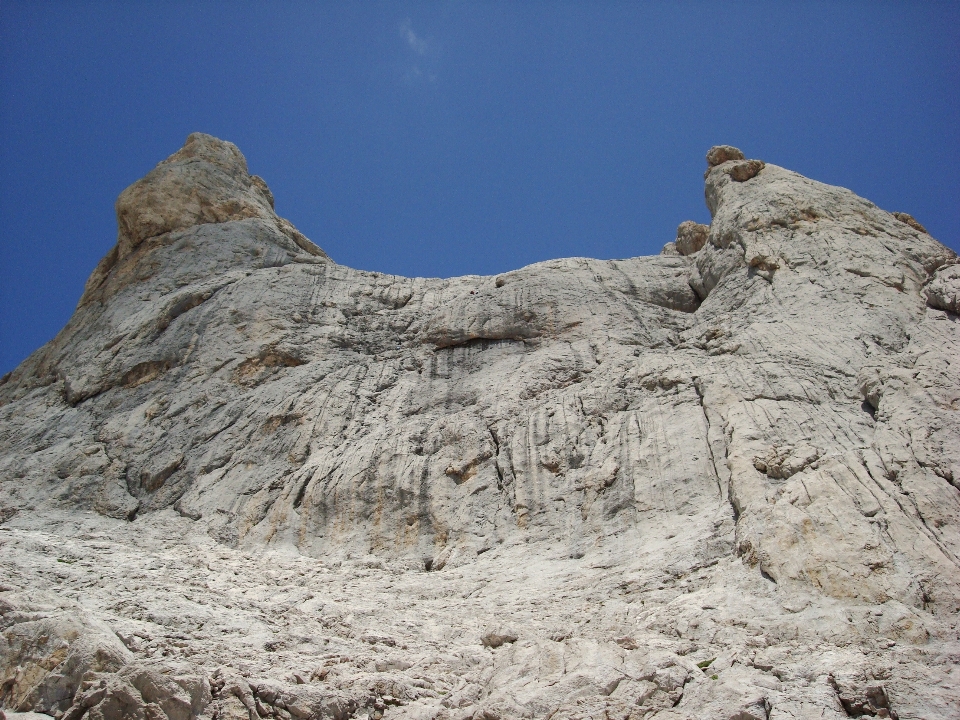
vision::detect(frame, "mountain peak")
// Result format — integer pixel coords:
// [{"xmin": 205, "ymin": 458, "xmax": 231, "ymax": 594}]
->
[
  {"xmin": 115, "ymin": 132, "xmax": 299, "ymax": 258},
  {"xmin": 1, "ymin": 140, "xmax": 959, "ymax": 720},
  {"xmin": 73, "ymin": 133, "xmax": 326, "ymax": 311}
]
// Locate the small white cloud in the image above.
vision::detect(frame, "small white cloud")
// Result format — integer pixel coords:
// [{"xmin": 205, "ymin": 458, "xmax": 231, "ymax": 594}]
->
[{"xmin": 399, "ymin": 18, "xmax": 427, "ymax": 55}]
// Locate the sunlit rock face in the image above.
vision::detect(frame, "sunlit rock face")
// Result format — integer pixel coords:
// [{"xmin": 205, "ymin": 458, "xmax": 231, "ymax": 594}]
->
[{"xmin": 1, "ymin": 134, "xmax": 958, "ymax": 720}]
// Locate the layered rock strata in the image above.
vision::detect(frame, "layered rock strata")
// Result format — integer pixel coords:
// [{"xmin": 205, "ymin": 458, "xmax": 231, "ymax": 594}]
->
[{"xmin": 1, "ymin": 134, "xmax": 958, "ymax": 719}]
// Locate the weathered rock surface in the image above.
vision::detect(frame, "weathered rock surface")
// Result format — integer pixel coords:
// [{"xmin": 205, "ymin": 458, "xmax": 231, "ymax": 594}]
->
[
  {"xmin": 892, "ymin": 212, "xmax": 928, "ymax": 235},
  {"xmin": 706, "ymin": 145, "xmax": 745, "ymax": 167},
  {"xmin": 673, "ymin": 221, "xmax": 709, "ymax": 256},
  {"xmin": 1, "ymin": 136, "xmax": 959, "ymax": 719}
]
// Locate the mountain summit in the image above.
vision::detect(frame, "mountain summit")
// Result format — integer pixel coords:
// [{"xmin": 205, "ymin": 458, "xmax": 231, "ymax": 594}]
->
[{"xmin": 1, "ymin": 136, "xmax": 958, "ymax": 719}]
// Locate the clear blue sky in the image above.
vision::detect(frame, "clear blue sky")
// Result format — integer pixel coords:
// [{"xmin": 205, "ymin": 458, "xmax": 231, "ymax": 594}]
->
[{"xmin": 2, "ymin": 2, "xmax": 958, "ymax": 375}]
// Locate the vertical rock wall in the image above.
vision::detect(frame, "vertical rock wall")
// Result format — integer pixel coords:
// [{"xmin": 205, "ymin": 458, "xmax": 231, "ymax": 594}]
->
[{"xmin": 1, "ymin": 136, "xmax": 958, "ymax": 719}]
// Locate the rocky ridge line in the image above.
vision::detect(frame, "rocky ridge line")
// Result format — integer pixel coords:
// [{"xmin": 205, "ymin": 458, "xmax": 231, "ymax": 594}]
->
[{"xmin": 1, "ymin": 135, "xmax": 959, "ymax": 719}]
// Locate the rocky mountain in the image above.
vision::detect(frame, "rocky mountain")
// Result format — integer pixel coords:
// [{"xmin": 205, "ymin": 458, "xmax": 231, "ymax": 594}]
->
[{"xmin": 1, "ymin": 134, "xmax": 958, "ymax": 720}]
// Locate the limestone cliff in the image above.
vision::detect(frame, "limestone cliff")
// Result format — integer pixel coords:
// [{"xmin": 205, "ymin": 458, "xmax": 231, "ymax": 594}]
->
[{"xmin": 1, "ymin": 134, "xmax": 958, "ymax": 719}]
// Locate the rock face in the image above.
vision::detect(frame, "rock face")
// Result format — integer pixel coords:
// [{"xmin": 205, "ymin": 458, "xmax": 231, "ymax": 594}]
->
[{"xmin": 1, "ymin": 136, "xmax": 959, "ymax": 719}]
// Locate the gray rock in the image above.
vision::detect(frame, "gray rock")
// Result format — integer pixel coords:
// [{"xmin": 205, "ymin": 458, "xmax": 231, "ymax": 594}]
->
[
  {"xmin": 1, "ymin": 134, "xmax": 959, "ymax": 719},
  {"xmin": 0, "ymin": 610, "xmax": 131, "ymax": 715},
  {"xmin": 925, "ymin": 262, "xmax": 960, "ymax": 314},
  {"xmin": 660, "ymin": 241, "xmax": 681, "ymax": 256}
]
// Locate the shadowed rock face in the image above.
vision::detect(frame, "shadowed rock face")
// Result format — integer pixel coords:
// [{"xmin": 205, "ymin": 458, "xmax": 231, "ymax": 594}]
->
[{"xmin": 1, "ymin": 135, "xmax": 958, "ymax": 719}]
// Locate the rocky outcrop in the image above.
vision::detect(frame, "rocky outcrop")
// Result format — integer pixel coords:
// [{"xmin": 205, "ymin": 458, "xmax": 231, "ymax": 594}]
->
[
  {"xmin": 925, "ymin": 261, "xmax": 960, "ymax": 314},
  {"xmin": 1, "ymin": 138, "xmax": 958, "ymax": 719},
  {"xmin": 892, "ymin": 211, "xmax": 928, "ymax": 234},
  {"xmin": 674, "ymin": 221, "xmax": 709, "ymax": 256},
  {"xmin": 706, "ymin": 145, "xmax": 744, "ymax": 166}
]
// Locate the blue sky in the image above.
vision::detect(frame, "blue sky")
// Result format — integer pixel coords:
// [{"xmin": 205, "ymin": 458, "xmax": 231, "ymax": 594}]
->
[{"xmin": 1, "ymin": 2, "xmax": 958, "ymax": 375}]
